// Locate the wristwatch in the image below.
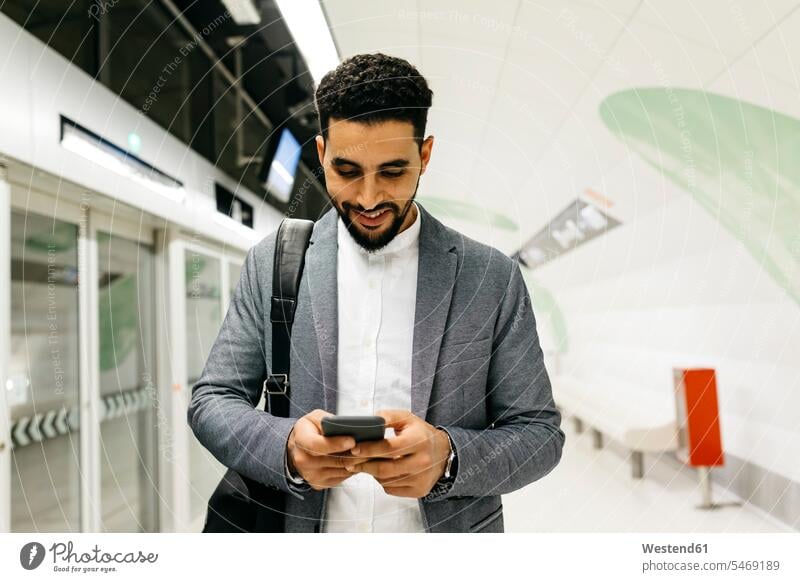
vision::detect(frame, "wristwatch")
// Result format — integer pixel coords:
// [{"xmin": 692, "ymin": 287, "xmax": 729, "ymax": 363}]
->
[
  {"xmin": 442, "ymin": 434, "xmax": 457, "ymax": 480},
  {"xmin": 424, "ymin": 427, "xmax": 458, "ymax": 499},
  {"xmin": 284, "ymin": 448, "xmax": 308, "ymax": 486}
]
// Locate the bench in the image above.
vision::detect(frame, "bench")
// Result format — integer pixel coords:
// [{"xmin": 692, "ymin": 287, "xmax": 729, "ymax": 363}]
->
[{"xmin": 552, "ymin": 373, "xmax": 679, "ymax": 478}]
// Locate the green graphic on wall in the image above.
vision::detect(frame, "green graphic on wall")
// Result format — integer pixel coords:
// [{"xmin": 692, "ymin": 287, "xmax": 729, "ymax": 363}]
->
[
  {"xmin": 521, "ymin": 269, "xmax": 569, "ymax": 354},
  {"xmin": 599, "ymin": 88, "xmax": 800, "ymax": 305},
  {"xmin": 418, "ymin": 196, "xmax": 518, "ymax": 232}
]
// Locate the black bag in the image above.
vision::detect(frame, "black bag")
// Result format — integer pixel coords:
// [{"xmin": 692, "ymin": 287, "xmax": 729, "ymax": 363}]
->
[{"xmin": 202, "ymin": 218, "xmax": 314, "ymax": 533}]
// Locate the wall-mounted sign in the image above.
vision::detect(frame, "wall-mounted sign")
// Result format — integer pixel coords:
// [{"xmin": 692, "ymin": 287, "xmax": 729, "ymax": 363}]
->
[{"xmin": 513, "ymin": 197, "xmax": 621, "ymax": 269}]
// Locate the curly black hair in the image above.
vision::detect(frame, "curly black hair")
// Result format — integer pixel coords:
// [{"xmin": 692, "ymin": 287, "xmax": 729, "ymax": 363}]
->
[{"xmin": 314, "ymin": 52, "xmax": 433, "ymax": 147}]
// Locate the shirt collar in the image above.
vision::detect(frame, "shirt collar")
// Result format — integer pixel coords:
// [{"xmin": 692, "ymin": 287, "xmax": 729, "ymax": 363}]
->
[{"xmin": 337, "ymin": 201, "xmax": 421, "ymax": 257}]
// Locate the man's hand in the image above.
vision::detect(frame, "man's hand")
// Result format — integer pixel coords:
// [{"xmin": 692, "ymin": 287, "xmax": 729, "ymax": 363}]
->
[
  {"xmin": 287, "ymin": 409, "xmax": 368, "ymax": 490},
  {"xmin": 342, "ymin": 409, "xmax": 451, "ymax": 498}
]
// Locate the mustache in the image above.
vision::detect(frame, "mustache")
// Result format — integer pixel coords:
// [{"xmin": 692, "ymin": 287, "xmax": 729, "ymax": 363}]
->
[{"xmin": 342, "ymin": 202, "xmax": 399, "ymax": 215}]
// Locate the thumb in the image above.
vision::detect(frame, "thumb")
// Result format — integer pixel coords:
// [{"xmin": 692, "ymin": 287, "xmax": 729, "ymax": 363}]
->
[{"xmin": 375, "ymin": 409, "xmax": 415, "ymax": 429}]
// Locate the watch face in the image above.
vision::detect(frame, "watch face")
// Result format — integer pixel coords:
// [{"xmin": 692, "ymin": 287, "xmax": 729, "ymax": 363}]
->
[{"xmin": 444, "ymin": 450, "xmax": 455, "ymax": 479}]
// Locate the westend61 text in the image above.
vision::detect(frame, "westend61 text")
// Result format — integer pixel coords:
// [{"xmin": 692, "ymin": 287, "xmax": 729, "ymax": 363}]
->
[{"xmin": 642, "ymin": 543, "xmax": 708, "ymax": 554}]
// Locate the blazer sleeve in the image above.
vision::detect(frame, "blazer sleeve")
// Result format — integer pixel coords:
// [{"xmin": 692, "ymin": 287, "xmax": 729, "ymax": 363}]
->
[
  {"xmin": 187, "ymin": 236, "xmax": 307, "ymax": 500},
  {"xmin": 427, "ymin": 259, "xmax": 566, "ymax": 501}
]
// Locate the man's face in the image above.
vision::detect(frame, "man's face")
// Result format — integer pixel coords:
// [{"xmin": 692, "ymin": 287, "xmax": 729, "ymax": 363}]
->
[{"xmin": 316, "ymin": 118, "xmax": 433, "ymax": 252}]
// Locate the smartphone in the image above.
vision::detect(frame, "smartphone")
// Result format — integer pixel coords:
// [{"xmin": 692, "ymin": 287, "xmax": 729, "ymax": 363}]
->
[{"xmin": 321, "ymin": 415, "xmax": 386, "ymax": 442}]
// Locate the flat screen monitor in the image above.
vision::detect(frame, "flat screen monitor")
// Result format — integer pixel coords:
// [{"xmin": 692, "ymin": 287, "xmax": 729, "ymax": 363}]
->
[{"xmin": 262, "ymin": 127, "xmax": 301, "ymax": 203}]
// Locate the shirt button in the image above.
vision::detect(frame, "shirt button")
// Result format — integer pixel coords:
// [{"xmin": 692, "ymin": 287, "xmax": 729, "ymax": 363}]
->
[
  {"xmin": 359, "ymin": 522, "xmax": 370, "ymax": 532},
  {"xmin": 359, "ymin": 398, "xmax": 369, "ymax": 408},
  {"xmin": 368, "ymin": 279, "xmax": 377, "ymax": 290},
  {"xmin": 363, "ymin": 337, "xmax": 372, "ymax": 348}
]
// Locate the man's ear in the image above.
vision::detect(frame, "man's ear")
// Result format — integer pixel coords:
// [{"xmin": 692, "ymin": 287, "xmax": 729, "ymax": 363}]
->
[
  {"xmin": 419, "ymin": 135, "xmax": 434, "ymax": 175},
  {"xmin": 315, "ymin": 134, "xmax": 325, "ymax": 166}
]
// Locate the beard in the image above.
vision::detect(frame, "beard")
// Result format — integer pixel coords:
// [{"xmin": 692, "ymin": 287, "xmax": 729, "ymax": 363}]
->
[{"xmin": 332, "ymin": 174, "xmax": 420, "ymax": 253}]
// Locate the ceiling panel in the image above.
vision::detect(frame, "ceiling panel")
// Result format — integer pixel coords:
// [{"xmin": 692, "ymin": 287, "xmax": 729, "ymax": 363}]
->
[
  {"xmin": 506, "ymin": 0, "xmax": 632, "ymax": 98},
  {"xmin": 321, "ymin": 0, "xmax": 419, "ymax": 60},
  {"xmin": 415, "ymin": 0, "xmax": 521, "ymax": 56},
  {"xmin": 738, "ymin": 4, "xmax": 800, "ymax": 88},
  {"xmin": 592, "ymin": 19, "xmax": 729, "ymax": 92},
  {"xmin": 634, "ymin": 0, "xmax": 799, "ymax": 63},
  {"xmin": 708, "ymin": 52, "xmax": 800, "ymax": 120}
]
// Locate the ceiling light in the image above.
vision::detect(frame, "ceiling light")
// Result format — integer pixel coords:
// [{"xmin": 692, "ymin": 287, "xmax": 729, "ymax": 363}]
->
[
  {"xmin": 221, "ymin": 0, "xmax": 261, "ymax": 25},
  {"xmin": 275, "ymin": 0, "xmax": 339, "ymax": 84},
  {"xmin": 60, "ymin": 116, "xmax": 185, "ymax": 203}
]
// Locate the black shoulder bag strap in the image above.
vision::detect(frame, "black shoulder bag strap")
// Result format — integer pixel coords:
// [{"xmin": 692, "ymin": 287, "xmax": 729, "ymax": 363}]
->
[
  {"xmin": 249, "ymin": 217, "xmax": 314, "ymax": 533},
  {"xmin": 263, "ymin": 217, "xmax": 314, "ymax": 416}
]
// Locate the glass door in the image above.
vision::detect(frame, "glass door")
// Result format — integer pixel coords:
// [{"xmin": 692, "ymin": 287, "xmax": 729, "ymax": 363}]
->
[
  {"xmin": 96, "ymin": 230, "xmax": 159, "ymax": 532},
  {"xmin": 184, "ymin": 247, "xmax": 224, "ymax": 524},
  {"xmin": 8, "ymin": 210, "xmax": 81, "ymax": 531},
  {"xmin": 183, "ymin": 244, "xmax": 246, "ymax": 527}
]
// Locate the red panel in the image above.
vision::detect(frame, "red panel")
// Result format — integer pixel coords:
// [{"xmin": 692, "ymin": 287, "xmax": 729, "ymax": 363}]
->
[{"xmin": 680, "ymin": 369, "xmax": 725, "ymax": 467}]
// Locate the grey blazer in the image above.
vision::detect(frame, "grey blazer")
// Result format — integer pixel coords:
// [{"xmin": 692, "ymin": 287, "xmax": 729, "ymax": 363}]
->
[{"xmin": 188, "ymin": 202, "xmax": 565, "ymax": 533}]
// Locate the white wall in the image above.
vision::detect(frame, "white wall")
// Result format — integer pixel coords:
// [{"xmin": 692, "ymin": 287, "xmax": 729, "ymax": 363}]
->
[{"xmin": 530, "ymin": 170, "xmax": 800, "ymax": 485}]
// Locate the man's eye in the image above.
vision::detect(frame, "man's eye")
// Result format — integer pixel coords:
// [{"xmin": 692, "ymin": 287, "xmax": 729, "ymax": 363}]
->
[
  {"xmin": 337, "ymin": 169, "xmax": 359, "ymax": 177},
  {"xmin": 383, "ymin": 171, "xmax": 405, "ymax": 178}
]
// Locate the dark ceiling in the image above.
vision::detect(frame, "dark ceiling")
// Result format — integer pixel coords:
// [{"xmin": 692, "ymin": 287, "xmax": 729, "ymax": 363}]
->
[{"xmin": 172, "ymin": 0, "xmax": 325, "ymax": 175}]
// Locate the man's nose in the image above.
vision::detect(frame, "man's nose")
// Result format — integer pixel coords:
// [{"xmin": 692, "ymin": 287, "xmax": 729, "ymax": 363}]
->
[{"xmin": 355, "ymin": 171, "xmax": 384, "ymax": 210}]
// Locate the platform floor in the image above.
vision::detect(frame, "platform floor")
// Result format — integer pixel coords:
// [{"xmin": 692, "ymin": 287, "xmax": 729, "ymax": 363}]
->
[{"xmin": 503, "ymin": 420, "xmax": 793, "ymax": 532}]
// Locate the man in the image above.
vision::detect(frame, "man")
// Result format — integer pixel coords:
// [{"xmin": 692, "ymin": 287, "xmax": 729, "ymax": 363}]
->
[{"xmin": 188, "ymin": 52, "xmax": 565, "ymax": 533}]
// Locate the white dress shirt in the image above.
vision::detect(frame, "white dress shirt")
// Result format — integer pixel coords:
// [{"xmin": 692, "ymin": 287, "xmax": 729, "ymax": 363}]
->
[{"xmin": 321, "ymin": 201, "xmax": 426, "ymax": 533}]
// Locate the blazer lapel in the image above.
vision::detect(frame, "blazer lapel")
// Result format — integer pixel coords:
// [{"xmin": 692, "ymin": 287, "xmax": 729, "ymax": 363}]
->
[
  {"xmin": 305, "ymin": 208, "xmax": 339, "ymax": 412},
  {"xmin": 411, "ymin": 203, "xmax": 458, "ymax": 419}
]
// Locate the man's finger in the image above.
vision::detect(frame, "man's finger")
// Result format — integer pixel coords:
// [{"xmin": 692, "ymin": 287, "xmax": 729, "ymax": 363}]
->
[
  {"xmin": 344, "ymin": 454, "xmax": 416, "ymax": 474},
  {"xmin": 350, "ymin": 431, "xmax": 418, "ymax": 458},
  {"xmin": 306, "ymin": 451, "xmax": 369, "ymax": 468},
  {"xmin": 374, "ymin": 409, "xmax": 415, "ymax": 429},
  {"xmin": 351, "ymin": 440, "xmax": 413, "ymax": 459},
  {"xmin": 319, "ymin": 468, "xmax": 354, "ymax": 480},
  {"xmin": 298, "ymin": 430, "xmax": 356, "ymax": 456},
  {"xmin": 306, "ymin": 410, "xmax": 334, "ymax": 429},
  {"xmin": 349, "ymin": 458, "xmax": 412, "ymax": 480},
  {"xmin": 327, "ymin": 452, "xmax": 371, "ymax": 469}
]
